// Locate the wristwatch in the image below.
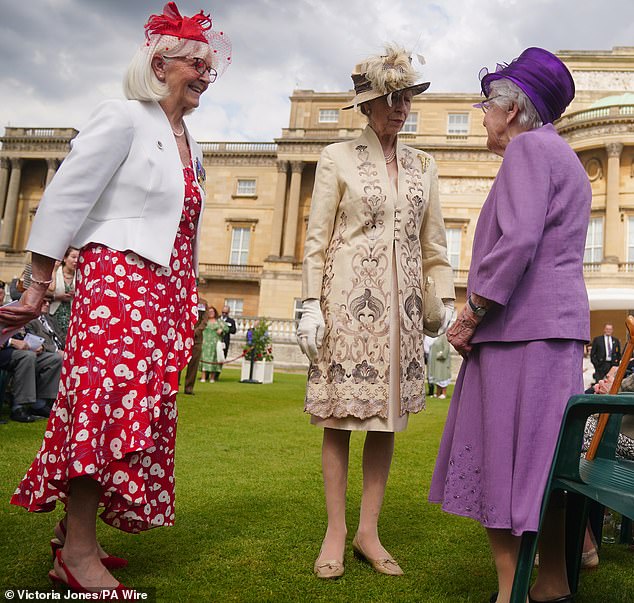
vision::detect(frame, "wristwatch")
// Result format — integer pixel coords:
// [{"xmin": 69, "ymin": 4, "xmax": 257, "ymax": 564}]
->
[{"xmin": 467, "ymin": 296, "xmax": 487, "ymax": 318}]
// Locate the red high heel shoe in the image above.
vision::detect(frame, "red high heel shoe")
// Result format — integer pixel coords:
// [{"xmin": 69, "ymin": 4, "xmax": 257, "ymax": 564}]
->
[
  {"xmin": 48, "ymin": 549, "xmax": 134, "ymax": 597},
  {"xmin": 51, "ymin": 520, "xmax": 128, "ymax": 570}
]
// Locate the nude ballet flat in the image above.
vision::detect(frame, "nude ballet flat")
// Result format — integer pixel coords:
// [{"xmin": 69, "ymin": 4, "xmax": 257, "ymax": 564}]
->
[
  {"xmin": 352, "ymin": 535, "xmax": 403, "ymax": 576},
  {"xmin": 313, "ymin": 558, "xmax": 344, "ymax": 579}
]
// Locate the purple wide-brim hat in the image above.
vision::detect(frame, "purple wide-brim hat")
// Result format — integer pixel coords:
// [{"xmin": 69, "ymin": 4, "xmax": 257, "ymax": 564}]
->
[{"xmin": 479, "ymin": 47, "xmax": 575, "ymax": 124}]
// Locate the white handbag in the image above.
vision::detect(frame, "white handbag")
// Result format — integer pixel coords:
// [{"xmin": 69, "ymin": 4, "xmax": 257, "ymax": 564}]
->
[{"xmin": 216, "ymin": 341, "xmax": 226, "ymax": 363}]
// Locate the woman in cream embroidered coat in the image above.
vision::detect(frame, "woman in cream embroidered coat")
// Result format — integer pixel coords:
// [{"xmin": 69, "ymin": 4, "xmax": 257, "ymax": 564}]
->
[{"xmin": 297, "ymin": 45, "xmax": 454, "ymax": 579}]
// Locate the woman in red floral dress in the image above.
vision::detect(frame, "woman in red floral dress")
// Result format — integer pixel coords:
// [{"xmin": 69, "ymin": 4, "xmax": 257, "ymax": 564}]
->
[{"xmin": 1, "ymin": 2, "xmax": 231, "ymax": 593}]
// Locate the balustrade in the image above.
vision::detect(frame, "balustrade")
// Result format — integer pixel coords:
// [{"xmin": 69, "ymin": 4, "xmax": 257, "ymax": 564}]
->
[
  {"xmin": 199, "ymin": 141, "xmax": 277, "ymax": 153},
  {"xmin": 235, "ymin": 316, "xmax": 297, "ymax": 341}
]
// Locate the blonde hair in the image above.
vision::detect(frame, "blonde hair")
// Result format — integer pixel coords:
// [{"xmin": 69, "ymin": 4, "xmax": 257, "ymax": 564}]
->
[{"xmin": 123, "ymin": 36, "xmax": 214, "ymax": 102}]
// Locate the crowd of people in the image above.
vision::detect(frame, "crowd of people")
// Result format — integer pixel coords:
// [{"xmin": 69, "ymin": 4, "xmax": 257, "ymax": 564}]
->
[
  {"xmin": 0, "ymin": 2, "xmax": 631, "ymax": 601},
  {"xmin": 1, "ymin": 272, "xmax": 67, "ymax": 423}
]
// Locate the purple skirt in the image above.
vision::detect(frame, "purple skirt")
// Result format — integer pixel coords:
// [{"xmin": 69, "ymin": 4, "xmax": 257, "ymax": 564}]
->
[{"xmin": 428, "ymin": 339, "xmax": 584, "ymax": 536}]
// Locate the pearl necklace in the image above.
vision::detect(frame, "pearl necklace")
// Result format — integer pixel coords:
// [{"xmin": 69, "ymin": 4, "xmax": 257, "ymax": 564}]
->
[
  {"xmin": 384, "ymin": 147, "xmax": 396, "ymax": 164},
  {"xmin": 172, "ymin": 123, "xmax": 185, "ymax": 137}
]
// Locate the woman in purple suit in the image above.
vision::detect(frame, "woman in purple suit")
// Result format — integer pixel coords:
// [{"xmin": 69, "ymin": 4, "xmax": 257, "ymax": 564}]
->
[{"xmin": 429, "ymin": 48, "xmax": 591, "ymax": 603}]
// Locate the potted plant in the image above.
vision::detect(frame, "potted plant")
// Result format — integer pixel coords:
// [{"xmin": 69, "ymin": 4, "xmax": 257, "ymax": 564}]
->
[{"xmin": 241, "ymin": 319, "xmax": 274, "ymax": 383}]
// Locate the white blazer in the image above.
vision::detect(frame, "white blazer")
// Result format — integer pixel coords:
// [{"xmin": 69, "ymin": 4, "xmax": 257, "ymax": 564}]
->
[{"xmin": 27, "ymin": 99, "xmax": 206, "ymax": 270}]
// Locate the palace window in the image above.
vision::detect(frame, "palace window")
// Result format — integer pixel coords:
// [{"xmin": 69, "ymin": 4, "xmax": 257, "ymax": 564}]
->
[
  {"xmin": 224, "ymin": 298, "xmax": 244, "ymax": 317},
  {"xmin": 584, "ymin": 217, "xmax": 603, "ymax": 264},
  {"xmin": 447, "ymin": 113, "xmax": 469, "ymax": 135},
  {"xmin": 402, "ymin": 112, "xmax": 418, "ymax": 133},
  {"xmin": 293, "ymin": 298, "xmax": 303, "ymax": 321},
  {"xmin": 445, "ymin": 227, "xmax": 462, "ymax": 269},
  {"xmin": 319, "ymin": 109, "xmax": 339, "ymax": 123},
  {"xmin": 230, "ymin": 227, "xmax": 251, "ymax": 265},
  {"xmin": 236, "ymin": 179, "xmax": 256, "ymax": 196},
  {"xmin": 628, "ymin": 217, "xmax": 634, "ymax": 263}
]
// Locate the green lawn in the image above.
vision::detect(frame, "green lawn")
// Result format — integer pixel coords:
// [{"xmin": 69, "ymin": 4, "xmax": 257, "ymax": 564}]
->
[{"xmin": 1, "ymin": 370, "xmax": 632, "ymax": 602}]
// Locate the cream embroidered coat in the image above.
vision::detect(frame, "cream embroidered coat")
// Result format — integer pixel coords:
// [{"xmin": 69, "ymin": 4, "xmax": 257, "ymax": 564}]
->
[{"xmin": 302, "ymin": 126, "xmax": 455, "ymax": 420}]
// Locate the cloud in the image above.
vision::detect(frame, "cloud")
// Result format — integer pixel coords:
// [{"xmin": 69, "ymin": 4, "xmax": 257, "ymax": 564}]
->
[{"xmin": 1, "ymin": 0, "xmax": 633, "ymax": 140}]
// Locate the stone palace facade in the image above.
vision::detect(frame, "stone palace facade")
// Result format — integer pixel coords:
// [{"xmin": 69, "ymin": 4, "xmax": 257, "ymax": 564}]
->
[{"xmin": 1, "ymin": 47, "xmax": 634, "ymax": 349}]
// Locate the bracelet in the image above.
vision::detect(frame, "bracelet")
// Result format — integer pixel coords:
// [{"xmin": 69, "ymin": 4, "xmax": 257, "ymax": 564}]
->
[{"xmin": 30, "ymin": 277, "xmax": 53, "ymax": 286}]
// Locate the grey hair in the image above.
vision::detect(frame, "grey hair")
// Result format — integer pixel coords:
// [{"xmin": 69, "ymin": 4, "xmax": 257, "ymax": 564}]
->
[
  {"xmin": 123, "ymin": 36, "xmax": 213, "ymax": 102},
  {"xmin": 487, "ymin": 79, "xmax": 543, "ymax": 130}
]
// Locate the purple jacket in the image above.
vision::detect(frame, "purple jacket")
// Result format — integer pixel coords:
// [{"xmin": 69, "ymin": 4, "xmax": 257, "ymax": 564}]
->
[{"xmin": 469, "ymin": 124, "xmax": 591, "ymax": 344}]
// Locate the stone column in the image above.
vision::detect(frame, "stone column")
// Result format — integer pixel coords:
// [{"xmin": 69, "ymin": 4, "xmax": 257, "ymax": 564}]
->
[
  {"xmin": 0, "ymin": 158, "xmax": 10, "ymax": 219},
  {"xmin": 604, "ymin": 142, "xmax": 623, "ymax": 262},
  {"xmin": 45, "ymin": 158, "xmax": 58, "ymax": 186},
  {"xmin": 281, "ymin": 161, "xmax": 304, "ymax": 259},
  {"xmin": 0, "ymin": 158, "xmax": 23, "ymax": 249},
  {"xmin": 267, "ymin": 160, "xmax": 288, "ymax": 259}
]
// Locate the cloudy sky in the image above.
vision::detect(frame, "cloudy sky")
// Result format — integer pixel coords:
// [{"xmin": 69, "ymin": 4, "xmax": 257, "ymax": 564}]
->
[{"xmin": 1, "ymin": 0, "xmax": 634, "ymax": 142}]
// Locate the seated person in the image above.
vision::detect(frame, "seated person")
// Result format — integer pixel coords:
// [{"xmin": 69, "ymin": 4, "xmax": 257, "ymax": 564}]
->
[
  {"xmin": 580, "ymin": 367, "xmax": 634, "ymax": 568},
  {"xmin": 25, "ymin": 298, "xmax": 66, "ymax": 357},
  {"xmin": 584, "ymin": 367, "xmax": 634, "ymax": 460},
  {"xmin": 0, "ymin": 328, "xmax": 63, "ymax": 422}
]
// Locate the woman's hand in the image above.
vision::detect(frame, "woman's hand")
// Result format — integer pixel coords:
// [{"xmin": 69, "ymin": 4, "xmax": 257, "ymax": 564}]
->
[
  {"xmin": 296, "ymin": 299, "xmax": 325, "ymax": 362},
  {"xmin": 56, "ymin": 291, "xmax": 74, "ymax": 303},
  {"xmin": 0, "ymin": 284, "xmax": 48, "ymax": 332},
  {"xmin": 436, "ymin": 300, "xmax": 455, "ymax": 336},
  {"xmin": 593, "ymin": 366, "xmax": 618, "ymax": 394},
  {"xmin": 446, "ymin": 305, "xmax": 479, "ymax": 358}
]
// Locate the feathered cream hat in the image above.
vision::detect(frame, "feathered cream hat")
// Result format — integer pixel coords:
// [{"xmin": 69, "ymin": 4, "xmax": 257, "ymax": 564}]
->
[{"xmin": 342, "ymin": 44, "xmax": 430, "ymax": 110}]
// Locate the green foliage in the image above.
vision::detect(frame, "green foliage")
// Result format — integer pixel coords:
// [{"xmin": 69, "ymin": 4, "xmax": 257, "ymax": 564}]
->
[
  {"xmin": 243, "ymin": 319, "xmax": 274, "ymax": 361},
  {"xmin": 1, "ymin": 373, "xmax": 632, "ymax": 602}
]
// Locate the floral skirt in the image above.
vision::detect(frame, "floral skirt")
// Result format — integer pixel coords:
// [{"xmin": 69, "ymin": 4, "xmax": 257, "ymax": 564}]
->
[{"xmin": 11, "ymin": 239, "xmax": 197, "ymax": 533}]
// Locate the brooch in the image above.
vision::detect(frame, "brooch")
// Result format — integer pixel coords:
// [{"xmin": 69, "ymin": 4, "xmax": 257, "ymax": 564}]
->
[
  {"xmin": 195, "ymin": 157, "xmax": 206, "ymax": 185},
  {"xmin": 419, "ymin": 155, "xmax": 430, "ymax": 173}
]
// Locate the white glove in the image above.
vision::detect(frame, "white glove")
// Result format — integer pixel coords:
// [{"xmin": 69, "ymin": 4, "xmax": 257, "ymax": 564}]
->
[
  {"xmin": 296, "ymin": 299, "xmax": 325, "ymax": 362},
  {"xmin": 436, "ymin": 300, "xmax": 455, "ymax": 336}
]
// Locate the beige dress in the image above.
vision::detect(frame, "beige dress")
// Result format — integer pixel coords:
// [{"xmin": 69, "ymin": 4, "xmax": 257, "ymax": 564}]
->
[{"xmin": 311, "ymin": 176, "xmax": 407, "ymax": 432}]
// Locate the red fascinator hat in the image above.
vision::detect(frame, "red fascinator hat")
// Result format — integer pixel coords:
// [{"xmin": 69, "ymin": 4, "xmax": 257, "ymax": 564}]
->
[{"xmin": 144, "ymin": 2, "xmax": 231, "ymax": 75}]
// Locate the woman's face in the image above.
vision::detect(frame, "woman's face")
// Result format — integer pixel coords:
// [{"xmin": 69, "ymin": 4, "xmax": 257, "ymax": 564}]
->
[
  {"xmin": 64, "ymin": 249, "xmax": 79, "ymax": 271},
  {"xmin": 365, "ymin": 90, "xmax": 413, "ymax": 140},
  {"xmin": 482, "ymin": 99, "xmax": 513, "ymax": 156},
  {"xmin": 209, "ymin": 308, "xmax": 217, "ymax": 319},
  {"xmin": 160, "ymin": 55, "xmax": 213, "ymax": 113}
]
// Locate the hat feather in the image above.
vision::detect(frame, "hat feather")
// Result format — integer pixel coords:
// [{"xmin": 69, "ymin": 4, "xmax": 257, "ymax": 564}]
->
[{"xmin": 362, "ymin": 44, "xmax": 418, "ymax": 96}]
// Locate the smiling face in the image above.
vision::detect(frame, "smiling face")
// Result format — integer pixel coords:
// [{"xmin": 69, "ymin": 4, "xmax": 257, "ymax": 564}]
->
[
  {"xmin": 161, "ymin": 55, "xmax": 212, "ymax": 113},
  {"xmin": 364, "ymin": 90, "xmax": 413, "ymax": 141}
]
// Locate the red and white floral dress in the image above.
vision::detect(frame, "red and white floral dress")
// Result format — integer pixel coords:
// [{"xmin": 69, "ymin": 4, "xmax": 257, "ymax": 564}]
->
[{"xmin": 11, "ymin": 165, "xmax": 201, "ymax": 533}]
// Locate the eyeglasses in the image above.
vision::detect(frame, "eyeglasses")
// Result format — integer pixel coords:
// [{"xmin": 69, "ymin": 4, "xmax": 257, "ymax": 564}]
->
[
  {"xmin": 475, "ymin": 95, "xmax": 502, "ymax": 113},
  {"xmin": 163, "ymin": 56, "xmax": 217, "ymax": 82}
]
